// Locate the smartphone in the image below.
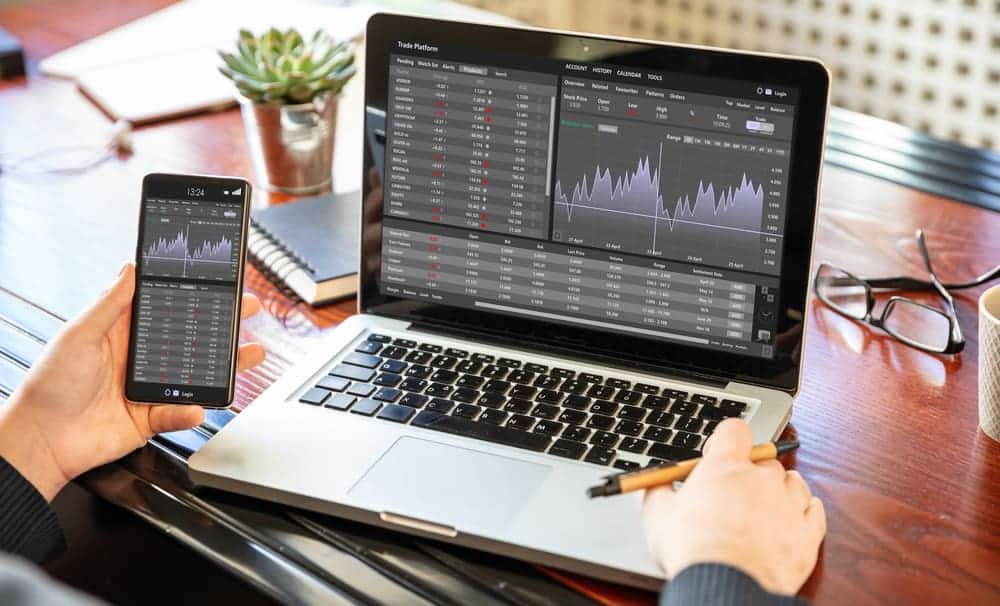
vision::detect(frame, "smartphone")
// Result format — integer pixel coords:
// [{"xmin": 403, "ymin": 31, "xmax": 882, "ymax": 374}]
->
[{"xmin": 125, "ymin": 173, "xmax": 252, "ymax": 407}]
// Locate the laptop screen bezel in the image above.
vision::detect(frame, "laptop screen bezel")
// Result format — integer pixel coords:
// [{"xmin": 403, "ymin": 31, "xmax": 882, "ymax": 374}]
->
[{"xmin": 360, "ymin": 13, "xmax": 829, "ymax": 393}]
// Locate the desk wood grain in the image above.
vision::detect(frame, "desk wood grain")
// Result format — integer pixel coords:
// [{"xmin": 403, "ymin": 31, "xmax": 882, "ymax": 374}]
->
[{"xmin": 1, "ymin": 2, "xmax": 998, "ymax": 604}]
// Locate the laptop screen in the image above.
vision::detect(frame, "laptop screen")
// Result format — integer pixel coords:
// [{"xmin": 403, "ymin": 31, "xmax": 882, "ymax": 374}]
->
[{"xmin": 363, "ymin": 15, "xmax": 828, "ymax": 390}]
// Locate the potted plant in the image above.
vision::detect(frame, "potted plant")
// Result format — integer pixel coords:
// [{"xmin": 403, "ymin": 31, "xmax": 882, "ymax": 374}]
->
[{"xmin": 219, "ymin": 28, "xmax": 356, "ymax": 194}]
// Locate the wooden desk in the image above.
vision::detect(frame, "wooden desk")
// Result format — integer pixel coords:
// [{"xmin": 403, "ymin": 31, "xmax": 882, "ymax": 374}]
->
[{"xmin": 2, "ymin": 2, "xmax": 999, "ymax": 604}]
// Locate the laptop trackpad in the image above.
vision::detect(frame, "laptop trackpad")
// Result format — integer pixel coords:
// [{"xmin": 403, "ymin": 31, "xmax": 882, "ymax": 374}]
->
[{"xmin": 348, "ymin": 436, "xmax": 552, "ymax": 533}]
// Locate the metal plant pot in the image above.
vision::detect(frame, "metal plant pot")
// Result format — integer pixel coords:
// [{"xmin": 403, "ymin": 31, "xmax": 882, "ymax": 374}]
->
[{"xmin": 238, "ymin": 91, "xmax": 337, "ymax": 194}]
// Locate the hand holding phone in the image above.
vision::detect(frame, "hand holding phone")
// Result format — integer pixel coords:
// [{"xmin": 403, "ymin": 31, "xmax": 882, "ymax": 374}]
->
[{"xmin": 126, "ymin": 173, "xmax": 252, "ymax": 407}]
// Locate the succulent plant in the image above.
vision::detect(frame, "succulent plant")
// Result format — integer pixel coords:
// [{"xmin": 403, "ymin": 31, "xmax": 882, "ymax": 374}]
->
[{"xmin": 219, "ymin": 28, "xmax": 356, "ymax": 104}]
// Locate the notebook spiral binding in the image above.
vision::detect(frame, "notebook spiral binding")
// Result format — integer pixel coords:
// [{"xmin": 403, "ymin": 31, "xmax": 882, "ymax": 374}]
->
[{"xmin": 247, "ymin": 220, "xmax": 311, "ymax": 302}]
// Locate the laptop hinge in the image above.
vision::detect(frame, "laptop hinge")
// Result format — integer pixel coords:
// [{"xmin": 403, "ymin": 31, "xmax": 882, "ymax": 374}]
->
[{"xmin": 379, "ymin": 512, "xmax": 458, "ymax": 538}]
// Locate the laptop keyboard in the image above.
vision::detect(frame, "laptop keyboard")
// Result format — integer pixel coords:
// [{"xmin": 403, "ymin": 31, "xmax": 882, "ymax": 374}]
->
[{"xmin": 297, "ymin": 333, "xmax": 750, "ymax": 470}]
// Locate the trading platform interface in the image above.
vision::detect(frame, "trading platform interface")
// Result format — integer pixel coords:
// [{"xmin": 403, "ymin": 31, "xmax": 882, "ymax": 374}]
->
[
  {"xmin": 381, "ymin": 49, "xmax": 795, "ymax": 358},
  {"xmin": 131, "ymin": 193, "xmax": 244, "ymax": 396}
]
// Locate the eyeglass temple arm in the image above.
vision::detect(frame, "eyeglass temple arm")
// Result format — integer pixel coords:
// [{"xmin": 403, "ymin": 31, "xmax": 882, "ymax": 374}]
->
[{"xmin": 916, "ymin": 230, "xmax": 965, "ymax": 346}]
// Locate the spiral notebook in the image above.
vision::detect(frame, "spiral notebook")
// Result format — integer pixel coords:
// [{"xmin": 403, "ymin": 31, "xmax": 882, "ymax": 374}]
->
[{"xmin": 248, "ymin": 191, "xmax": 359, "ymax": 305}]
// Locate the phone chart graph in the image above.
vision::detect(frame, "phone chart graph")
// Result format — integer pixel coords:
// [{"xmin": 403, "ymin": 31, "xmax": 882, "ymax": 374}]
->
[
  {"xmin": 552, "ymin": 118, "xmax": 788, "ymax": 274},
  {"xmin": 140, "ymin": 203, "xmax": 241, "ymax": 281}
]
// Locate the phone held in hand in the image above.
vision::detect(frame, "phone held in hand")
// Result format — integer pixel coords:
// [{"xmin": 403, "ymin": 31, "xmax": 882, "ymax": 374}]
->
[{"xmin": 125, "ymin": 173, "xmax": 251, "ymax": 407}]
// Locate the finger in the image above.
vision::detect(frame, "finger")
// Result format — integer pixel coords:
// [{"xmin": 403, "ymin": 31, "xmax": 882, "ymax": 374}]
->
[
  {"xmin": 74, "ymin": 263, "xmax": 135, "ymax": 338},
  {"xmin": 236, "ymin": 342, "xmax": 266, "ymax": 371},
  {"xmin": 701, "ymin": 418, "xmax": 752, "ymax": 463},
  {"xmin": 641, "ymin": 484, "xmax": 677, "ymax": 557},
  {"xmin": 784, "ymin": 470, "xmax": 813, "ymax": 509},
  {"xmin": 755, "ymin": 458, "xmax": 787, "ymax": 481},
  {"xmin": 146, "ymin": 405, "xmax": 205, "ymax": 435},
  {"xmin": 804, "ymin": 496, "xmax": 828, "ymax": 542},
  {"xmin": 241, "ymin": 293, "xmax": 262, "ymax": 318}
]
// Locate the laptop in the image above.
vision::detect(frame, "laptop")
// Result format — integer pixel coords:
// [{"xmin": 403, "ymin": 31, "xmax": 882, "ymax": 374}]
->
[{"xmin": 190, "ymin": 13, "xmax": 829, "ymax": 590}]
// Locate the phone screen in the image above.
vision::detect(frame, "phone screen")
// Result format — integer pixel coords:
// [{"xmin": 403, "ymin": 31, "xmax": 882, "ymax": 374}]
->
[{"xmin": 125, "ymin": 173, "xmax": 251, "ymax": 407}]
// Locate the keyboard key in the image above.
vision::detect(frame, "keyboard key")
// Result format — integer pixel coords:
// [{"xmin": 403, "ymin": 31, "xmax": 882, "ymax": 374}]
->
[
  {"xmin": 405, "ymin": 365, "xmax": 432, "ymax": 379},
  {"xmin": 380, "ymin": 359, "xmax": 408, "ymax": 374},
  {"xmin": 549, "ymin": 439, "xmax": 587, "ymax": 460},
  {"xmin": 533, "ymin": 374, "xmax": 561, "ymax": 389},
  {"xmin": 605, "ymin": 379, "xmax": 629, "ymax": 390},
  {"xmin": 509, "ymin": 385, "xmax": 538, "ymax": 399},
  {"xmin": 504, "ymin": 398, "xmax": 533, "ymax": 414},
  {"xmin": 589, "ymin": 431, "xmax": 618, "ymax": 448},
  {"xmin": 615, "ymin": 420, "xmax": 644, "ymax": 436},
  {"xmin": 562, "ymin": 427, "xmax": 591, "ymax": 442},
  {"xmin": 480, "ymin": 409, "xmax": 509, "ymax": 425},
  {"xmin": 483, "ymin": 379, "xmax": 511, "ymax": 393},
  {"xmin": 618, "ymin": 406, "xmax": 647, "ymax": 422},
  {"xmin": 524, "ymin": 363, "xmax": 548, "ymax": 374},
  {"xmin": 398, "ymin": 378, "xmax": 428, "ymax": 392},
  {"xmin": 587, "ymin": 414, "xmax": 615, "ymax": 431},
  {"xmin": 613, "ymin": 459, "xmax": 641, "ymax": 471},
  {"xmin": 558, "ymin": 409, "xmax": 588, "ymax": 425},
  {"xmin": 373, "ymin": 388, "xmax": 402, "ymax": 402},
  {"xmin": 456, "ymin": 374, "xmax": 485, "ymax": 389},
  {"xmin": 405, "ymin": 350, "xmax": 433, "ymax": 364},
  {"xmin": 533, "ymin": 420, "xmax": 564, "ymax": 436},
  {"xmin": 381, "ymin": 346, "xmax": 408, "ymax": 360},
  {"xmin": 343, "ymin": 352, "xmax": 381, "ymax": 368},
  {"xmin": 536, "ymin": 390, "xmax": 564, "ymax": 404},
  {"xmin": 691, "ymin": 394, "xmax": 718, "ymax": 405},
  {"xmin": 647, "ymin": 411, "xmax": 676, "ymax": 427},
  {"xmin": 643, "ymin": 426, "xmax": 673, "ymax": 443},
  {"xmin": 377, "ymin": 404, "xmax": 416, "ymax": 423},
  {"xmin": 399, "ymin": 393, "xmax": 428, "ymax": 408},
  {"xmin": 347, "ymin": 383, "xmax": 376, "ymax": 397},
  {"xmin": 614, "ymin": 390, "xmax": 643, "ymax": 405},
  {"xmin": 698, "ymin": 406, "xmax": 728, "ymax": 421},
  {"xmin": 649, "ymin": 443, "xmax": 700, "ymax": 462},
  {"xmin": 471, "ymin": 353, "xmax": 495, "ymax": 363},
  {"xmin": 620, "ymin": 438, "xmax": 649, "ymax": 454},
  {"xmin": 368, "ymin": 334, "xmax": 392, "ymax": 343},
  {"xmin": 355, "ymin": 340, "xmax": 383, "ymax": 354},
  {"xmin": 662, "ymin": 388, "xmax": 688, "ymax": 399},
  {"xmin": 719, "ymin": 399, "xmax": 747, "ymax": 417},
  {"xmin": 590, "ymin": 400, "xmax": 619, "ymax": 416},
  {"xmin": 419, "ymin": 343, "xmax": 443, "ymax": 353},
  {"xmin": 373, "ymin": 373, "xmax": 403, "ymax": 387},
  {"xmin": 454, "ymin": 404, "xmax": 482, "ymax": 419},
  {"xmin": 587, "ymin": 384, "xmax": 615, "ymax": 399},
  {"xmin": 300, "ymin": 388, "xmax": 330, "ymax": 405},
  {"xmin": 497, "ymin": 357, "xmax": 521, "ymax": 368},
  {"xmin": 507, "ymin": 370, "xmax": 536, "ymax": 384},
  {"xmin": 670, "ymin": 400, "xmax": 698, "ymax": 416},
  {"xmin": 531, "ymin": 403, "xmax": 560, "ymax": 420},
  {"xmin": 331, "ymin": 364, "xmax": 375, "ymax": 382},
  {"xmin": 578, "ymin": 372, "xmax": 603, "ymax": 383},
  {"xmin": 506, "ymin": 414, "xmax": 535, "ymax": 431},
  {"xmin": 452, "ymin": 387, "xmax": 479, "ymax": 403},
  {"xmin": 431, "ymin": 355, "xmax": 458, "ymax": 369},
  {"xmin": 563, "ymin": 394, "xmax": 591, "ymax": 410},
  {"xmin": 559, "ymin": 379, "xmax": 587, "ymax": 394},
  {"xmin": 634, "ymin": 383, "xmax": 659, "ymax": 394},
  {"xmin": 647, "ymin": 458, "xmax": 668, "ymax": 468},
  {"xmin": 585, "ymin": 447, "xmax": 615, "ymax": 466},
  {"xmin": 430, "ymin": 369, "xmax": 459, "ymax": 383},
  {"xmin": 642, "ymin": 395, "xmax": 670, "ymax": 410},
  {"xmin": 325, "ymin": 394, "xmax": 355, "ymax": 410},
  {"xmin": 424, "ymin": 383, "xmax": 454, "ymax": 398},
  {"xmin": 481, "ymin": 365, "xmax": 509, "ymax": 379},
  {"xmin": 455, "ymin": 360, "xmax": 483, "ymax": 374},
  {"xmin": 477, "ymin": 392, "xmax": 506, "ymax": 409},
  {"xmin": 703, "ymin": 420, "xmax": 719, "ymax": 435},
  {"xmin": 672, "ymin": 431, "xmax": 702, "ymax": 449},
  {"xmin": 351, "ymin": 399, "xmax": 382, "ymax": 416},
  {"xmin": 316, "ymin": 376, "xmax": 349, "ymax": 392},
  {"xmin": 676, "ymin": 417, "xmax": 704, "ymax": 433},
  {"xmin": 411, "ymin": 411, "xmax": 552, "ymax": 453},
  {"xmin": 427, "ymin": 398, "xmax": 454, "ymax": 413},
  {"xmin": 393, "ymin": 338, "xmax": 417, "ymax": 348},
  {"xmin": 551, "ymin": 367, "xmax": 575, "ymax": 378},
  {"xmin": 444, "ymin": 347, "xmax": 469, "ymax": 358}
]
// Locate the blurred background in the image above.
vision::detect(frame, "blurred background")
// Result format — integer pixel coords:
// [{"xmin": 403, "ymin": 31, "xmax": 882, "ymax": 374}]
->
[{"xmin": 455, "ymin": 0, "xmax": 999, "ymax": 150}]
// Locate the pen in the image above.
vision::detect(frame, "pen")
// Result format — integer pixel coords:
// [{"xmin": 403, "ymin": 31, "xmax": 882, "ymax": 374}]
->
[{"xmin": 587, "ymin": 440, "xmax": 800, "ymax": 498}]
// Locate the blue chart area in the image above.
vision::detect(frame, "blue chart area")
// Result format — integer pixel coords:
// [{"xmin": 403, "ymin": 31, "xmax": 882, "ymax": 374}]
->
[
  {"xmin": 551, "ymin": 118, "xmax": 787, "ymax": 274},
  {"xmin": 141, "ymin": 216, "xmax": 240, "ymax": 281}
]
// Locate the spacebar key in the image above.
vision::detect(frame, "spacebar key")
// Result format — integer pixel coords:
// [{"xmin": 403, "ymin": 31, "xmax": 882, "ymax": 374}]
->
[{"xmin": 411, "ymin": 411, "xmax": 552, "ymax": 453}]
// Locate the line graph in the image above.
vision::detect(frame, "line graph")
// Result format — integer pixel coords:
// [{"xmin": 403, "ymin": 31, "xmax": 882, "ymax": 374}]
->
[{"xmin": 140, "ymin": 215, "xmax": 240, "ymax": 281}]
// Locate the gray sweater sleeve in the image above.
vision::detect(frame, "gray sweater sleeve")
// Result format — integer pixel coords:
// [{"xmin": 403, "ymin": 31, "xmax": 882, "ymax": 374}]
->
[
  {"xmin": 0, "ymin": 553, "xmax": 105, "ymax": 606},
  {"xmin": 0, "ymin": 456, "xmax": 65, "ymax": 562},
  {"xmin": 660, "ymin": 563, "xmax": 809, "ymax": 606}
]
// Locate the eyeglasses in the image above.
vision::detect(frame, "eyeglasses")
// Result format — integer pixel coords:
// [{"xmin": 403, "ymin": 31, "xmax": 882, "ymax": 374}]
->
[{"xmin": 814, "ymin": 229, "xmax": 1000, "ymax": 354}]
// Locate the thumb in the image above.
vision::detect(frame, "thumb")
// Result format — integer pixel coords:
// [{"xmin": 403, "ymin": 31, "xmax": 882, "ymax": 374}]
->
[
  {"xmin": 701, "ymin": 418, "xmax": 753, "ymax": 463},
  {"xmin": 146, "ymin": 405, "xmax": 205, "ymax": 436},
  {"xmin": 75, "ymin": 263, "xmax": 135, "ymax": 338}
]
